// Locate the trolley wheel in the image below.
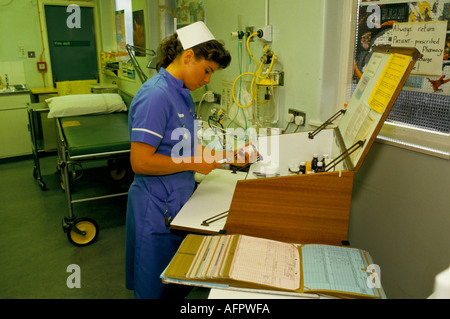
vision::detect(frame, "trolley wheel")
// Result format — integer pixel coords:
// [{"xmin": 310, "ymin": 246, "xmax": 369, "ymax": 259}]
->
[
  {"xmin": 33, "ymin": 168, "xmax": 47, "ymax": 190},
  {"xmin": 67, "ymin": 218, "xmax": 99, "ymax": 246},
  {"xmin": 107, "ymin": 159, "xmax": 129, "ymax": 181},
  {"xmin": 39, "ymin": 180, "xmax": 47, "ymax": 191},
  {"xmin": 110, "ymin": 168, "xmax": 127, "ymax": 181}
]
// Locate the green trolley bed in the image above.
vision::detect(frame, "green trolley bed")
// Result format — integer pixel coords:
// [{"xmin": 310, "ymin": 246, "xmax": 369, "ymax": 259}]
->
[{"xmin": 56, "ymin": 112, "xmax": 131, "ymax": 246}]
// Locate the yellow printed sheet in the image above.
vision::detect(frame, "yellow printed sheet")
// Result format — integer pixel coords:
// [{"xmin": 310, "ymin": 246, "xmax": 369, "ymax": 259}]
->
[{"xmin": 368, "ymin": 54, "xmax": 411, "ymax": 114}]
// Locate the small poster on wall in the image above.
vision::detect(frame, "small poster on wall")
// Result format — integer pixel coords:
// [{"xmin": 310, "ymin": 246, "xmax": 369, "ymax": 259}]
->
[
  {"xmin": 115, "ymin": 10, "xmax": 126, "ymax": 52},
  {"xmin": 133, "ymin": 10, "xmax": 145, "ymax": 55}
]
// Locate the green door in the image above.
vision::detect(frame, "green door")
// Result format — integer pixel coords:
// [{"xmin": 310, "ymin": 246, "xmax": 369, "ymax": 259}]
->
[{"xmin": 45, "ymin": 5, "xmax": 98, "ymax": 82}]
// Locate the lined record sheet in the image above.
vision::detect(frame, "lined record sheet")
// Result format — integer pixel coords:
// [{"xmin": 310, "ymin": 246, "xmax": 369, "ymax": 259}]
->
[
  {"xmin": 228, "ymin": 236, "xmax": 300, "ymax": 291},
  {"xmin": 162, "ymin": 234, "xmax": 386, "ymax": 298},
  {"xmin": 186, "ymin": 235, "xmax": 232, "ymax": 280},
  {"xmin": 301, "ymin": 244, "xmax": 379, "ymax": 298}
]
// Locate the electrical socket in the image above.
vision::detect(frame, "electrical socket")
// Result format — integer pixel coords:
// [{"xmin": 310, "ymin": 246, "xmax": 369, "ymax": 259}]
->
[
  {"xmin": 288, "ymin": 108, "xmax": 306, "ymax": 126},
  {"xmin": 205, "ymin": 91, "xmax": 215, "ymax": 102},
  {"xmin": 205, "ymin": 91, "xmax": 221, "ymax": 104},
  {"xmin": 221, "ymin": 79, "xmax": 233, "ymax": 112},
  {"xmin": 18, "ymin": 43, "xmax": 26, "ymax": 58}
]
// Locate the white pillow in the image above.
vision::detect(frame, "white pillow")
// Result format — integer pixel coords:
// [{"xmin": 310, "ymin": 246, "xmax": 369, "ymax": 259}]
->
[{"xmin": 47, "ymin": 93, "xmax": 127, "ymax": 118}]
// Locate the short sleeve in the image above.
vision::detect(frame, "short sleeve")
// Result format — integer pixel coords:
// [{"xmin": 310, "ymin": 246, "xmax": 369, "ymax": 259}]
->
[{"xmin": 129, "ymin": 87, "xmax": 169, "ymax": 148}]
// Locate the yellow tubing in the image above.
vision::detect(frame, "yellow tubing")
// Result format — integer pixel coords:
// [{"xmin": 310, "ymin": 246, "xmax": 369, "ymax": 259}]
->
[
  {"xmin": 246, "ymin": 32, "xmax": 260, "ymax": 66},
  {"xmin": 232, "ymin": 32, "xmax": 277, "ymax": 109},
  {"xmin": 232, "ymin": 72, "xmax": 255, "ymax": 108}
]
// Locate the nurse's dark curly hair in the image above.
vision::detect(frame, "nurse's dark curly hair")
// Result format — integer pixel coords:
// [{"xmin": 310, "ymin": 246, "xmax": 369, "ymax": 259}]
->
[{"xmin": 156, "ymin": 33, "xmax": 231, "ymax": 71}]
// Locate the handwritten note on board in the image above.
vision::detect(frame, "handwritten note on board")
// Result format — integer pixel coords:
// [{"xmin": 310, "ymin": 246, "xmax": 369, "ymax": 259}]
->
[{"xmin": 391, "ymin": 21, "xmax": 447, "ymax": 75}]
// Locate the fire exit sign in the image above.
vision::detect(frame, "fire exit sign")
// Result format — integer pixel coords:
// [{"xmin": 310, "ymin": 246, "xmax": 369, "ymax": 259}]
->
[{"xmin": 53, "ymin": 41, "xmax": 90, "ymax": 47}]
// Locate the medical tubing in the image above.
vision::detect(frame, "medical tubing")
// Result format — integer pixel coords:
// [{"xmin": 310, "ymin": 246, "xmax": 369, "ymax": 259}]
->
[
  {"xmin": 232, "ymin": 72, "xmax": 255, "ymax": 108},
  {"xmin": 231, "ymin": 33, "xmax": 260, "ymax": 108},
  {"xmin": 227, "ymin": 39, "xmax": 248, "ymax": 131},
  {"xmin": 232, "ymin": 33, "xmax": 276, "ymax": 109},
  {"xmin": 239, "ymin": 40, "xmax": 249, "ymax": 130},
  {"xmin": 231, "ymin": 33, "xmax": 259, "ymax": 109},
  {"xmin": 196, "ymin": 91, "xmax": 208, "ymax": 118},
  {"xmin": 246, "ymin": 32, "xmax": 261, "ymax": 66},
  {"xmin": 233, "ymin": 55, "xmax": 275, "ymax": 109}
]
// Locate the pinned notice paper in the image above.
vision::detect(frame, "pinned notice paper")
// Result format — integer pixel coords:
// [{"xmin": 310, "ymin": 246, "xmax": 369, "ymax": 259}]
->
[
  {"xmin": 368, "ymin": 53, "xmax": 411, "ymax": 114},
  {"xmin": 391, "ymin": 21, "xmax": 447, "ymax": 76}
]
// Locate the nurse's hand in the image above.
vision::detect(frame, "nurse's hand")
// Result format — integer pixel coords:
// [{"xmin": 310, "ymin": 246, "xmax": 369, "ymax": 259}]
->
[
  {"xmin": 131, "ymin": 142, "xmax": 220, "ymax": 176},
  {"xmin": 193, "ymin": 158, "xmax": 222, "ymax": 175}
]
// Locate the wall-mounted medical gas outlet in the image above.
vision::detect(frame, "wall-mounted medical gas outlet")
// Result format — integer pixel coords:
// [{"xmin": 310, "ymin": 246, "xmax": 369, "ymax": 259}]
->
[
  {"xmin": 288, "ymin": 108, "xmax": 306, "ymax": 126},
  {"xmin": 246, "ymin": 26, "xmax": 255, "ymax": 41},
  {"xmin": 258, "ymin": 25, "xmax": 272, "ymax": 42}
]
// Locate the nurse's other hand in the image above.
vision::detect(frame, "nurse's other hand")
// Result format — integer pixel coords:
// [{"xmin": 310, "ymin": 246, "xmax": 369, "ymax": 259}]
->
[{"xmin": 232, "ymin": 143, "xmax": 259, "ymax": 166}]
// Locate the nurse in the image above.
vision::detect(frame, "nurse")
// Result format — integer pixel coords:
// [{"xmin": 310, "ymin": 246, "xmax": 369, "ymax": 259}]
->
[{"xmin": 126, "ymin": 22, "xmax": 232, "ymax": 299}]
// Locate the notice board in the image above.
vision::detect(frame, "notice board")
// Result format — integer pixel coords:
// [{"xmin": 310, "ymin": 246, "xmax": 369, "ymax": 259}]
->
[{"xmin": 355, "ymin": 0, "xmax": 450, "ymax": 134}]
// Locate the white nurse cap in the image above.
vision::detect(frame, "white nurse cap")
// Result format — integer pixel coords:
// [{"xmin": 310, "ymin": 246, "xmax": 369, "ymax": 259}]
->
[{"xmin": 176, "ymin": 21, "xmax": 216, "ymax": 50}]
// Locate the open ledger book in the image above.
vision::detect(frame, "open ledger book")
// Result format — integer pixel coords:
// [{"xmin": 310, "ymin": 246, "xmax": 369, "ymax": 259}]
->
[{"xmin": 161, "ymin": 234, "xmax": 386, "ymax": 299}]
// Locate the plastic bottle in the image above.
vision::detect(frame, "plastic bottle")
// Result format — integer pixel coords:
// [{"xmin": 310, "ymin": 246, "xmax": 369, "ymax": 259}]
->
[{"xmin": 322, "ymin": 154, "xmax": 329, "ymax": 166}]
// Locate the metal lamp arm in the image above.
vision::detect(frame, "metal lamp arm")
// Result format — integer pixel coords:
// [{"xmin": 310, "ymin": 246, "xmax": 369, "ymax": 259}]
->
[{"xmin": 125, "ymin": 44, "xmax": 157, "ymax": 84}]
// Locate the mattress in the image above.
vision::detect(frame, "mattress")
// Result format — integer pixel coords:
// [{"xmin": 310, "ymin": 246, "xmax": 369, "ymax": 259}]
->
[{"xmin": 59, "ymin": 112, "xmax": 130, "ymax": 157}]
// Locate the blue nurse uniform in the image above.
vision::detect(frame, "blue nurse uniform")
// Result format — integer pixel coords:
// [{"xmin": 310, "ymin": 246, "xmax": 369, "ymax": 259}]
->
[{"xmin": 126, "ymin": 68, "xmax": 196, "ymax": 299}]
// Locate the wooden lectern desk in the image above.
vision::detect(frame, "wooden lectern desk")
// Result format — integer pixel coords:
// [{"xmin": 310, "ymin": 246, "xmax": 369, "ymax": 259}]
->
[{"xmin": 172, "ymin": 46, "xmax": 422, "ymax": 246}]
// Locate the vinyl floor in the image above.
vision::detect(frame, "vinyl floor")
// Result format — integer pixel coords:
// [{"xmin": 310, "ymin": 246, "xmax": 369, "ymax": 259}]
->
[{"xmin": 0, "ymin": 154, "xmax": 208, "ymax": 299}]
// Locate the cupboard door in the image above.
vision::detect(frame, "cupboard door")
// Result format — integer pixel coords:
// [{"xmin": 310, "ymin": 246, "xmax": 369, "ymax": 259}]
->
[{"xmin": 0, "ymin": 107, "xmax": 31, "ymax": 158}]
